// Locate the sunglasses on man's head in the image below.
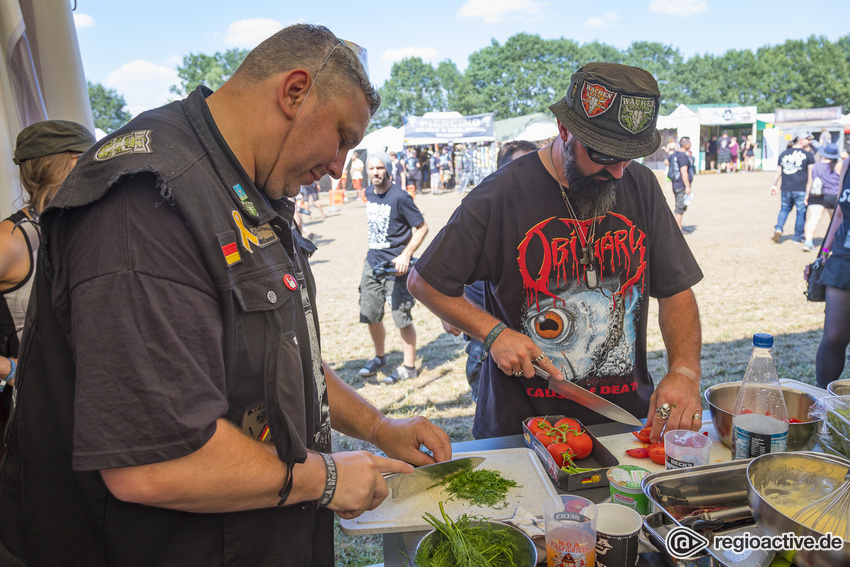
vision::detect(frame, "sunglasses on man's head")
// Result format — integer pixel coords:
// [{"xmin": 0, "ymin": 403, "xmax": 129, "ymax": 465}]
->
[{"xmin": 579, "ymin": 140, "xmax": 627, "ymax": 165}]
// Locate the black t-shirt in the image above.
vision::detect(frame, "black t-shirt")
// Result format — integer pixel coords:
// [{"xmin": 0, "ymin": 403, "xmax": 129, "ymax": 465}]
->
[
  {"xmin": 415, "ymin": 152, "xmax": 703, "ymax": 438},
  {"xmin": 777, "ymin": 147, "xmax": 815, "ymax": 192},
  {"xmin": 365, "ymin": 184, "xmax": 425, "ymax": 267},
  {"xmin": 672, "ymin": 151, "xmax": 694, "ymax": 190}
]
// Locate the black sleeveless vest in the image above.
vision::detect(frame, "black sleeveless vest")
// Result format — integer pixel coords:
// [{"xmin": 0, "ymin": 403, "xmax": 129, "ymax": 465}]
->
[{"xmin": 0, "ymin": 87, "xmax": 334, "ymax": 566}]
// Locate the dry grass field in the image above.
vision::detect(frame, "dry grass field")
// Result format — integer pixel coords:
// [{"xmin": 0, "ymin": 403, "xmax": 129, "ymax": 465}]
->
[{"xmin": 298, "ymin": 166, "xmax": 847, "ymax": 566}]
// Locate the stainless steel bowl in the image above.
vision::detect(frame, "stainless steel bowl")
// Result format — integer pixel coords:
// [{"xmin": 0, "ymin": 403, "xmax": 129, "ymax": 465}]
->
[
  {"xmin": 747, "ymin": 452, "xmax": 850, "ymax": 567},
  {"xmin": 414, "ymin": 519, "xmax": 538, "ymax": 566},
  {"xmin": 705, "ymin": 382, "xmax": 820, "ymax": 451},
  {"xmin": 828, "ymin": 379, "xmax": 850, "ymax": 397}
]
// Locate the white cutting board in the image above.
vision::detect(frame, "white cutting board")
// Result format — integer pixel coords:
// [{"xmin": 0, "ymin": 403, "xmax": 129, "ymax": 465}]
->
[
  {"xmin": 595, "ymin": 421, "xmax": 733, "ymax": 472},
  {"xmin": 339, "ymin": 447, "xmax": 560, "ymax": 535}
]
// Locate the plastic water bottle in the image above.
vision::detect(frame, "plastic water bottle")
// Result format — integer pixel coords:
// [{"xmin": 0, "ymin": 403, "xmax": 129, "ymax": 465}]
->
[{"xmin": 731, "ymin": 333, "xmax": 789, "ymax": 459}]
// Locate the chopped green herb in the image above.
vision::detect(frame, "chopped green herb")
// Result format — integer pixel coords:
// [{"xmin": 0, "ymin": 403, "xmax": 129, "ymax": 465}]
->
[
  {"xmin": 429, "ymin": 468, "xmax": 519, "ymax": 508},
  {"xmin": 415, "ymin": 502, "xmax": 519, "ymax": 567}
]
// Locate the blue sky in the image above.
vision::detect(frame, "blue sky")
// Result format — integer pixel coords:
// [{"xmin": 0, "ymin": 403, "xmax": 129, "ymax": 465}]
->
[{"xmin": 72, "ymin": 0, "xmax": 848, "ymax": 117}]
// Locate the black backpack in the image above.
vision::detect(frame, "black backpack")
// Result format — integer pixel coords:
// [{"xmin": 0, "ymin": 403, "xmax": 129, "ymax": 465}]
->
[{"xmin": 666, "ymin": 153, "xmax": 681, "ymax": 181}]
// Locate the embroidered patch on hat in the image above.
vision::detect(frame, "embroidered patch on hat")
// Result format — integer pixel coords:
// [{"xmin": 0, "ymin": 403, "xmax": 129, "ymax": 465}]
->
[
  {"xmin": 581, "ymin": 82, "xmax": 616, "ymax": 118},
  {"xmin": 618, "ymin": 96, "xmax": 656, "ymax": 134},
  {"xmin": 283, "ymin": 273, "xmax": 298, "ymax": 290},
  {"xmin": 218, "ymin": 231, "xmax": 241, "ymax": 267},
  {"xmin": 93, "ymin": 130, "xmax": 152, "ymax": 161},
  {"xmin": 232, "ymin": 183, "xmax": 259, "ymax": 217}
]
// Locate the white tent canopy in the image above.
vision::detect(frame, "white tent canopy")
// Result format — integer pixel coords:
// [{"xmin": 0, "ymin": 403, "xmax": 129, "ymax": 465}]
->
[
  {"xmin": 355, "ymin": 125, "xmax": 403, "ymax": 154},
  {"xmin": 1, "ymin": 0, "xmax": 93, "ymax": 216}
]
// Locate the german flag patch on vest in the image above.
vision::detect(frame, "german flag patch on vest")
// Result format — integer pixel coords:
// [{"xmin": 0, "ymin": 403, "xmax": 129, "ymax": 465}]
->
[{"xmin": 217, "ymin": 230, "xmax": 242, "ymax": 267}]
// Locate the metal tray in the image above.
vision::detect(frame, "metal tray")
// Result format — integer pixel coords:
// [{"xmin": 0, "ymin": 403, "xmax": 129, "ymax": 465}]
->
[{"xmin": 642, "ymin": 459, "xmax": 776, "ymax": 567}]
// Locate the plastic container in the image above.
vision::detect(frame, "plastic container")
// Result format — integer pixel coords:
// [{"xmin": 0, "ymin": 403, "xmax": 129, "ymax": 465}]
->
[
  {"xmin": 731, "ymin": 333, "xmax": 789, "ymax": 459},
  {"xmin": 606, "ymin": 465, "xmax": 651, "ymax": 514}
]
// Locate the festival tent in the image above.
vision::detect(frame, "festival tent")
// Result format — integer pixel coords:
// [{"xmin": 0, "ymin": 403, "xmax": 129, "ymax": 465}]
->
[
  {"xmin": 355, "ymin": 125, "xmax": 404, "ymax": 154},
  {"xmin": 494, "ymin": 112, "xmax": 557, "ymax": 142},
  {"xmin": 0, "ymin": 0, "xmax": 93, "ymax": 215}
]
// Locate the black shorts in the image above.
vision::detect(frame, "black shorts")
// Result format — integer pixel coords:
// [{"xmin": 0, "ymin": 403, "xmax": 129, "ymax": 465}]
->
[{"xmin": 359, "ymin": 261, "xmax": 415, "ymax": 327}]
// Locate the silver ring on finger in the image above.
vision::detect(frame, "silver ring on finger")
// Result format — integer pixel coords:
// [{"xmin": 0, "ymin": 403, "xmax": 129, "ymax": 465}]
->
[
  {"xmin": 692, "ymin": 412, "xmax": 702, "ymax": 422},
  {"xmin": 513, "ymin": 370, "xmax": 523, "ymax": 377},
  {"xmin": 532, "ymin": 353, "xmax": 546, "ymax": 363},
  {"xmin": 656, "ymin": 403, "xmax": 671, "ymax": 421}
]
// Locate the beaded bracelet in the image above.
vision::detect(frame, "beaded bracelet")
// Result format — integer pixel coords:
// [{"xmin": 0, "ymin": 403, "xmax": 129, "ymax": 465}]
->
[
  {"xmin": 316, "ymin": 452, "xmax": 337, "ymax": 507},
  {"xmin": 483, "ymin": 322, "xmax": 508, "ymax": 353}
]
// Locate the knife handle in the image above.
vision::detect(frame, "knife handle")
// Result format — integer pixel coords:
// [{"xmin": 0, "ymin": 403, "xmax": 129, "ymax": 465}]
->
[{"xmin": 532, "ymin": 362, "xmax": 550, "ymax": 379}]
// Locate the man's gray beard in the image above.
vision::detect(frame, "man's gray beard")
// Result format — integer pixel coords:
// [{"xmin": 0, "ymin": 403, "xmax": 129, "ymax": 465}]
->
[{"xmin": 562, "ymin": 138, "xmax": 618, "ymax": 219}]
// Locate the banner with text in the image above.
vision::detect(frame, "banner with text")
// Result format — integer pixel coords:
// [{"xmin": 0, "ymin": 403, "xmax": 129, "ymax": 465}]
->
[{"xmin": 404, "ymin": 113, "xmax": 496, "ymax": 144}]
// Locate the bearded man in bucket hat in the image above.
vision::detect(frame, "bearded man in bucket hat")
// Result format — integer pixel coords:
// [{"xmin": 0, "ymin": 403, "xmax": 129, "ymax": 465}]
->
[{"xmin": 409, "ymin": 63, "xmax": 704, "ymax": 443}]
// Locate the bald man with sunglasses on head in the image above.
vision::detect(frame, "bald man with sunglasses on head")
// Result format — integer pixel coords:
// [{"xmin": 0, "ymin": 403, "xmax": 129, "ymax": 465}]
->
[{"xmin": 408, "ymin": 63, "xmax": 703, "ymax": 445}]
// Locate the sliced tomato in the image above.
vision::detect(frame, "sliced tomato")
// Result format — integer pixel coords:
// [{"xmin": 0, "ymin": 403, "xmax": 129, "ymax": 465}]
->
[
  {"xmin": 647, "ymin": 442, "xmax": 666, "ymax": 465},
  {"xmin": 547, "ymin": 442, "xmax": 574, "ymax": 468},
  {"xmin": 566, "ymin": 432, "xmax": 593, "ymax": 460},
  {"xmin": 527, "ymin": 417, "xmax": 552, "ymax": 435},
  {"xmin": 632, "ymin": 427, "xmax": 652, "ymax": 443},
  {"xmin": 625, "ymin": 447, "xmax": 649, "ymax": 458},
  {"xmin": 535, "ymin": 430, "xmax": 557, "ymax": 446}
]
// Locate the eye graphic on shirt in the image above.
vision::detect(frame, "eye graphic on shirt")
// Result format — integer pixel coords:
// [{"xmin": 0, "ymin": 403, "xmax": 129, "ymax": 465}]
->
[{"xmin": 532, "ymin": 308, "xmax": 575, "ymax": 343}]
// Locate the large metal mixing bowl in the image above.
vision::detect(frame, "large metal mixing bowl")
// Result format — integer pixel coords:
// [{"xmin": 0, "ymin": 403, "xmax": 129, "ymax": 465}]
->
[
  {"xmin": 828, "ymin": 379, "xmax": 850, "ymax": 397},
  {"xmin": 705, "ymin": 382, "xmax": 820, "ymax": 451},
  {"xmin": 414, "ymin": 519, "xmax": 538, "ymax": 566},
  {"xmin": 747, "ymin": 452, "xmax": 850, "ymax": 567}
]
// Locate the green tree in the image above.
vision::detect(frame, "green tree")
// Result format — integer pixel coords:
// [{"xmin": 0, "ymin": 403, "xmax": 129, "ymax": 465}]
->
[
  {"xmin": 87, "ymin": 81, "xmax": 131, "ymax": 133},
  {"xmin": 623, "ymin": 42, "xmax": 685, "ymax": 113},
  {"xmin": 170, "ymin": 48, "xmax": 248, "ymax": 96},
  {"xmin": 373, "ymin": 57, "xmax": 445, "ymax": 128}
]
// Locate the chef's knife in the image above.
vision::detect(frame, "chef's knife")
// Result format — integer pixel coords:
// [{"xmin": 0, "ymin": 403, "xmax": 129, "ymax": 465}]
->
[
  {"xmin": 384, "ymin": 456, "xmax": 485, "ymax": 499},
  {"xmin": 532, "ymin": 362, "xmax": 643, "ymax": 426}
]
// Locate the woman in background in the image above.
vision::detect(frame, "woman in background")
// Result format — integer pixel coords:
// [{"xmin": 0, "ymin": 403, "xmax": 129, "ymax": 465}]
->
[
  {"xmin": 0, "ymin": 120, "xmax": 94, "ymax": 454},
  {"xmin": 815, "ymin": 152, "xmax": 850, "ymax": 388},
  {"xmin": 803, "ymin": 143, "xmax": 842, "ymax": 251}
]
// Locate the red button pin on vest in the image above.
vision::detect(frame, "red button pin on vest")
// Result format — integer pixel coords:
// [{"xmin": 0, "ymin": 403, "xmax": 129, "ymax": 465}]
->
[{"xmin": 283, "ymin": 274, "xmax": 298, "ymax": 290}]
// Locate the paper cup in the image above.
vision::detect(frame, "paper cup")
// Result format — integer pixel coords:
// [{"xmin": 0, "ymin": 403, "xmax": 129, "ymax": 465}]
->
[{"xmin": 596, "ymin": 503, "xmax": 642, "ymax": 567}]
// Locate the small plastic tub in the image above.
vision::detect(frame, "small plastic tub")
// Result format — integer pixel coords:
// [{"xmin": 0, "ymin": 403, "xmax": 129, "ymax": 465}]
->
[{"xmin": 606, "ymin": 465, "xmax": 651, "ymax": 515}]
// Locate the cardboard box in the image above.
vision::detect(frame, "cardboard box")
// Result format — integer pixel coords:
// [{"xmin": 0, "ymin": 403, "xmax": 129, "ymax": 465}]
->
[{"xmin": 522, "ymin": 416, "xmax": 619, "ymax": 491}]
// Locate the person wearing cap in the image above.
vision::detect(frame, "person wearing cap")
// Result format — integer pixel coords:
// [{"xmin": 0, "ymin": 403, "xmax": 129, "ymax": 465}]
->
[
  {"xmin": 770, "ymin": 132, "xmax": 815, "ymax": 244},
  {"xmin": 0, "ymin": 119, "xmax": 94, "ymax": 449},
  {"xmin": 357, "ymin": 152, "xmax": 428, "ymax": 384},
  {"xmin": 803, "ymin": 142, "xmax": 843, "ymax": 251},
  {"xmin": 0, "ymin": 24, "xmax": 451, "ymax": 566},
  {"xmin": 408, "ymin": 62, "xmax": 703, "ymax": 444}
]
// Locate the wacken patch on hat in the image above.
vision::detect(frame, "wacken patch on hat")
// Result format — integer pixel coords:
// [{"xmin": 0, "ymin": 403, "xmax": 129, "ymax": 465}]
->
[
  {"xmin": 618, "ymin": 96, "xmax": 656, "ymax": 134},
  {"xmin": 93, "ymin": 130, "xmax": 152, "ymax": 161},
  {"xmin": 580, "ymin": 82, "xmax": 617, "ymax": 118}
]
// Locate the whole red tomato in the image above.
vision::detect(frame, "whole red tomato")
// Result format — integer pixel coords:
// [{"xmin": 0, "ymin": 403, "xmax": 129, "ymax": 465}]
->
[
  {"xmin": 527, "ymin": 417, "xmax": 552, "ymax": 435},
  {"xmin": 647, "ymin": 442, "xmax": 665, "ymax": 465},
  {"xmin": 554, "ymin": 418, "xmax": 582, "ymax": 434},
  {"xmin": 566, "ymin": 432, "xmax": 593, "ymax": 460},
  {"xmin": 632, "ymin": 427, "xmax": 652, "ymax": 443},
  {"xmin": 547, "ymin": 442, "xmax": 574, "ymax": 468},
  {"xmin": 535, "ymin": 430, "xmax": 557, "ymax": 446}
]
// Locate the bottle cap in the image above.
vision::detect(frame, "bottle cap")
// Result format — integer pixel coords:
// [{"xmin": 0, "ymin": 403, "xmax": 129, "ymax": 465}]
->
[{"xmin": 752, "ymin": 333, "xmax": 773, "ymax": 348}]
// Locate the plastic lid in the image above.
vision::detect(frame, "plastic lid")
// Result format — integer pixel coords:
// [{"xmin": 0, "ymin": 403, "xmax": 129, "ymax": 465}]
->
[{"xmin": 752, "ymin": 333, "xmax": 773, "ymax": 348}]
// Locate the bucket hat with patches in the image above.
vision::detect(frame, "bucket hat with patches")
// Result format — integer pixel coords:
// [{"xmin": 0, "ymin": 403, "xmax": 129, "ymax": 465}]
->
[{"xmin": 549, "ymin": 62, "xmax": 662, "ymax": 160}]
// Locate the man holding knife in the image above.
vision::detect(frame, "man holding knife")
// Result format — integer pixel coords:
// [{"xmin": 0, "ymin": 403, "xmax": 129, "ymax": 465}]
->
[{"xmin": 408, "ymin": 63, "xmax": 703, "ymax": 444}]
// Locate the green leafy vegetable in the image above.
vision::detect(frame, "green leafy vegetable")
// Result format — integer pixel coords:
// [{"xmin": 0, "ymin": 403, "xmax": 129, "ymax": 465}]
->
[
  {"xmin": 430, "ymin": 469, "xmax": 519, "ymax": 508},
  {"xmin": 414, "ymin": 502, "xmax": 519, "ymax": 567}
]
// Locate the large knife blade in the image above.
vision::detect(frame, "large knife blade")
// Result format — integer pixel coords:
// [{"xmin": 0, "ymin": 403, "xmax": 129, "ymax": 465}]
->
[
  {"xmin": 533, "ymin": 362, "xmax": 643, "ymax": 426},
  {"xmin": 384, "ymin": 456, "xmax": 485, "ymax": 499}
]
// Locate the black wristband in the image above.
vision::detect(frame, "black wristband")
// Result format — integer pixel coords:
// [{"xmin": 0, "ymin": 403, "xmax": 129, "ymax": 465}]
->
[
  {"xmin": 483, "ymin": 322, "xmax": 507, "ymax": 353},
  {"xmin": 277, "ymin": 465, "xmax": 294, "ymax": 507},
  {"xmin": 316, "ymin": 452, "xmax": 337, "ymax": 507}
]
